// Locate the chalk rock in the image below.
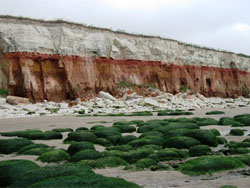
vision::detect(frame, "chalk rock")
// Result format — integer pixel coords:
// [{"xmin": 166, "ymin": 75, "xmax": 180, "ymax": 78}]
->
[
  {"xmin": 144, "ymin": 98, "xmax": 159, "ymax": 107},
  {"xmin": 0, "ymin": 98, "xmax": 6, "ymax": 105},
  {"xmin": 98, "ymin": 91, "xmax": 116, "ymax": 101},
  {"xmin": 59, "ymin": 103, "xmax": 69, "ymax": 109},
  {"xmin": 6, "ymin": 96, "xmax": 30, "ymax": 105}
]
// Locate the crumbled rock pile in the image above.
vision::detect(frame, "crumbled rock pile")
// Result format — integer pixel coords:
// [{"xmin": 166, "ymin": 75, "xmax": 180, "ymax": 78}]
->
[{"xmin": 0, "ymin": 90, "xmax": 249, "ymax": 119}]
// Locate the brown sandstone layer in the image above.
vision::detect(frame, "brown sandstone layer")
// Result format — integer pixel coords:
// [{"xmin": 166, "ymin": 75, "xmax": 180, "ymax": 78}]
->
[{"xmin": 0, "ymin": 52, "xmax": 249, "ymax": 102}]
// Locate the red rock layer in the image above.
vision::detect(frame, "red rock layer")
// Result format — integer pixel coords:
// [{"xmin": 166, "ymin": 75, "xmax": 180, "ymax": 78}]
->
[{"xmin": 1, "ymin": 52, "xmax": 249, "ymax": 102}]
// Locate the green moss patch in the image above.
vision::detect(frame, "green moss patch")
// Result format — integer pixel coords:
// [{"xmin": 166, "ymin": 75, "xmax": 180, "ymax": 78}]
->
[
  {"xmin": 219, "ymin": 117, "xmax": 244, "ymax": 127},
  {"xmin": 79, "ymin": 157, "xmax": 128, "ymax": 169},
  {"xmin": 0, "ymin": 160, "xmax": 39, "ymax": 187},
  {"xmin": 149, "ymin": 148, "xmax": 188, "ymax": 161},
  {"xmin": 118, "ymin": 135, "xmax": 137, "ymax": 145},
  {"xmin": 234, "ymin": 114, "xmax": 250, "ymax": 126},
  {"xmin": 206, "ymin": 111, "xmax": 225, "ymax": 115},
  {"xmin": 184, "ymin": 129, "xmax": 218, "ymax": 147},
  {"xmin": 128, "ymin": 136, "xmax": 164, "ymax": 148},
  {"xmin": 93, "ymin": 127, "xmax": 121, "ymax": 138},
  {"xmin": 198, "ymin": 118, "xmax": 219, "ymax": 126},
  {"xmin": 70, "ymin": 150, "xmax": 103, "ymax": 162},
  {"xmin": 189, "ymin": 145, "xmax": 212, "ymax": 157},
  {"xmin": 67, "ymin": 142, "xmax": 95, "ymax": 156},
  {"xmin": 0, "ymin": 138, "xmax": 33, "ymax": 154},
  {"xmin": 113, "ymin": 124, "xmax": 136, "ymax": 133},
  {"xmin": 38, "ymin": 149, "xmax": 70, "ymax": 163},
  {"xmin": 209, "ymin": 129, "xmax": 221, "ymax": 136},
  {"xmin": 75, "ymin": 127, "xmax": 89, "ymax": 131},
  {"xmin": 17, "ymin": 143, "xmax": 51, "ymax": 154},
  {"xmin": 10, "ymin": 164, "xmax": 141, "ymax": 188},
  {"xmin": 64, "ymin": 131, "xmax": 97, "ymax": 143},
  {"xmin": 94, "ymin": 138, "xmax": 113, "ymax": 146},
  {"xmin": 21, "ymin": 147, "xmax": 54, "ymax": 156},
  {"xmin": 102, "ymin": 150, "xmax": 127, "ymax": 159},
  {"xmin": 1, "ymin": 130, "xmax": 62, "ymax": 140},
  {"xmin": 107, "ymin": 144, "xmax": 133, "ymax": 152},
  {"xmin": 178, "ymin": 156, "xmax": 245, "ymax": 176},
  {"xmin": 158, "ymin": 110, "xmax": 193, "ymax": 116},
  {"xmin": 236, "ymin": 155, "xmax": 250, "ymax": 166},
  {"xmin": 163, "ymin": 136, "xmax": 201, "ymax": 149},
  {"xmin": 139, "ymin": 131, "xmax": 164, "ymax": 138},
  {"xmin": 229, "ymin": 129, "xmax": 244, "ymax": 136},
  {"xmin": 133, "ymin": 158, "xmax": 157, "ymax": 169},
  {"xmin": 52, "ymin": 128, "xmax": 74, "ymax": 132},
  {"xmin": 125, "ymin": 149, "xmax": 155, "ymax": 163}
]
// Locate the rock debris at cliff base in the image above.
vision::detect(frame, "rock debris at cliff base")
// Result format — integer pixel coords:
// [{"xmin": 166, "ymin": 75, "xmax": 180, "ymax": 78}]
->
[{"xmin": 0, "ymin": 91, "xmax": 249, "ymax": 119}]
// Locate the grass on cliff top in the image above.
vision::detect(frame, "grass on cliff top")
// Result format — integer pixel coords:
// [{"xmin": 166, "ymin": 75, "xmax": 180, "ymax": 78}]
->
[{"xmin": 178, "ymin": 155, "xmax": 245, "ymax": 176}]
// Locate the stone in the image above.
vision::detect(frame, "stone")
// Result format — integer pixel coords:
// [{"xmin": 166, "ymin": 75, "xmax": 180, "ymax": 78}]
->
[
  {"xmin": 144, "ymin": 98, "xmax": 159, "ymax": 107},
  {"xmin": 6, "ymin": 96, "xmax": 30, "ymax": 105},
  {"xmin": 0, "ymin": 98, "xmax": 6, "ymax": 105},
  {"xmin": 98, "ymin": 91, "xmax": 116, "ymax": 101},
  {"xmin": 75, "ymin": 98, "xmax": 81, "ymax": 104},
  {"xmin": 59, "ymin": 103, "xmax": 69, "ymax": 109}
]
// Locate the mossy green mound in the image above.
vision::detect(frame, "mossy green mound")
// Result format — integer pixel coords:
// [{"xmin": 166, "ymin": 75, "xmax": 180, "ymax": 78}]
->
[
  {"xmin": 134, "ymin": 158, "xmax": 157, "ymax": 169},
  {"xmin": 75, "ymin": 127, "xmax": 89, "ymax": 131},
  {"xmin": 79, "ymin": 157, "xmax": 128, "ymax": 169},
  {"xmin": 94, "ymin": 138, "xmax": 113, "ymax": 146},
  {"xmin": 21, "ymin": 147, "xmax": 54, "ymax": 156},
  {"xmin": 113, "ymin": 124, "xmax": 136, "ymax": 133},
  {"xmin": 227, "ymin": 141, "xmax": 250, "ymax": 149},
  {"xmin": 102, "ymin": 150, "xmax": 127, "ymax": 159},
  {"xmin": 178, "ymin": 156, "xmax": 245, "ymax": 176},
  {"xmin": 0, "ymin": 130, "xmax": 62, "ymax": 140},
  {"xmin": 177, "ymin": 118, "xmax": 197, "ymax": 123},
  {"xmin": 184, "ymin": 129, "xmax": 218, "ymax": 147},
  {"xmin": 128, "ymin": 136, "xmax": 164, "ymax": 148},
  {"xmin": 138, "ymin": 144, "xmax": 162, "ymax": 151},
  {"xmin": 0, "ymin": 160, "xmax": 39, "ymax": 187},
  {"xmin": 218, "ymin": 137, "xmax": 228, "ymax": 145},
  {"xmin": 219, "ymin": 117, "xmax": 244, "ymax": 127},
  {"xmin": 93, "ymin": 127, "xmax": 121, "ymax": 138},
  {"xmin": 67, "ymin": 142, "xmax": 95, "ymax": 156},
  {"xmin": 229, "ymin": 148, "xmax": 250, "ymax": 155},
  {"xmin": 113, "ymin": 121, "xmax": 136, "ymax": 126},
  {"xmin": 236, "ymin": 155, "xmax": 250, "ymax": 166},
  {"xmin": 158, "ymin": 110, "xmax": 193, "ymax": 116},
  {"xmin": 230, "ymin": 129, "xmax": 244, "ymax": 136},
  {"xmin": 17, "ymin": 143, "xmax": 50, "ymax": 154},
  {"xmin": 154, "ymin": 122, "xmax": 199, "ymax": 135},
  {"xmin": 139, "ymin": 131, "xmax": 164, "ymax": 138},
  {"xmin": 206, "ymin": 111, "xmax": 225, "ymax": 115},
  {"xmin": 52, "ymin": 128, "xmax": 74, "ymax": 132},
  {"xmin": 64, "ymin": 131, "xmax": 97, "ymax": 143},
  {"xmin": 107, "ymin": 144, "xmax": 133, "ymax": 152},
  {"xmin": 0, "ymin": 138, "xmax": 33, "ymax": 154},
  {"xmin": 163, "ymin": 136, "xmax": 201, "ymax": 149},
  {"xmin": 189, "ymin": 145, "xmax": 212, "ymax": 157},
  {"xmin": 107, "ymin": 135, "xmax": 122, "ymax": 145},
  {"xmin": 164, "ymin": 128, "xmax": 195, "ymax": 137},
  {"xmin": 10, "ymin": 164, "xmax": 141, "ymax": 188},
  {"xmin": 149, "ymin": 148, "xmax": 188, "ymax": 161},
  {"xmin": 129, "ymin": 120, "xmax": 145, "ymax": 127},
  {"xmin": 219, "ymin": 186, "xmax": 237, "ymax": 188},
  {"xmin": 129, "ymin": 111, "xmax": 153, "ymax": 116},
  {"xmin": 209, "ymin": 129, "xmax": 221, "ymax": 136},
  {"xmin": 198, "ymin": 118, "xmax": 219, "ymax": 126},
  {"xmin": 137, "ymin": 123, "xmax": 162, "ymax": 133},
  {"xmin": 125, "ymin": 149, "xmax": 155, "ymax": 163},
  {"xmin": 234, "ymin": 114, "xmax": 250, "ymax": 126},
  {"xmin": 38, "ymin": 149, "xmax": 70, "ymax": 163},
  {"xmin": 70, "ymin": 150, "xmax": 103, "ymax": 162},
  {"xmin": 118, "ymin": 135, "xmax": 137, "ymax": 145}
]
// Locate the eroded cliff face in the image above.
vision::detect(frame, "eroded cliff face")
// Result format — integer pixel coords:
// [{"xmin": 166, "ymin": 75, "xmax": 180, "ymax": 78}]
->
[{"xmin": 0, "ymin": 16, "xmax": 249, "ymax": 102}]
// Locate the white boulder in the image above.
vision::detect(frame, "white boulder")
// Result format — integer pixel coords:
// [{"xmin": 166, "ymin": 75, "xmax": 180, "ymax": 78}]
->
[{"xmin": 98, "ymin": 91, "xmax": 116, "ymax": 101}]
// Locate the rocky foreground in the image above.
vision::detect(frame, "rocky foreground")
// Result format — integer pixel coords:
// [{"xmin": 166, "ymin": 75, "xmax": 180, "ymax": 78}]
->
[{"xmin": 0, "ymin": 89, "xmax": 249, "ymax": 119}]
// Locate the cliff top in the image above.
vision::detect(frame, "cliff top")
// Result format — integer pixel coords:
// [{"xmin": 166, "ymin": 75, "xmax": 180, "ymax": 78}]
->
[{"xmin": 0, "ymin": 15, "xmax": 249, "ymax": 58}]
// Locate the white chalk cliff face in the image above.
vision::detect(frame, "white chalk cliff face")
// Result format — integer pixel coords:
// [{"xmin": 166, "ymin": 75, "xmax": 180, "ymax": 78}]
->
[{"xmin": 0, "ymin": 16, "xmax": 249, "ymax": 102}]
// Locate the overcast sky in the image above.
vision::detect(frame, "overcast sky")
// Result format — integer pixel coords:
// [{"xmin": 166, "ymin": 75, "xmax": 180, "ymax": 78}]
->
[{"xmin": 0, "ymin": 0, "xmax": 249, "ymax": 55}]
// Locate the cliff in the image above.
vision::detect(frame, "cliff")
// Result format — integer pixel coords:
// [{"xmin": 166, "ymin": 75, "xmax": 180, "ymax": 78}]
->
[{"xmin": 0, "ymin": 16, "xmax": 249, "ymax": 102}]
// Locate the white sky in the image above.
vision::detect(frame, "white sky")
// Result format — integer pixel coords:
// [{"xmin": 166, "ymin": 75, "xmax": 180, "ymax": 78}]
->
[{"xmin": 0, "ymin": 0, "xmax": 249, "ymax": 55}]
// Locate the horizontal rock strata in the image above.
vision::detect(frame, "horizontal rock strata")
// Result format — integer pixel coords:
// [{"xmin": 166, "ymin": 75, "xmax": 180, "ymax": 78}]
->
[{"xmin": 0, "ymin": 16, "xmax": 249, "ymax": 102}]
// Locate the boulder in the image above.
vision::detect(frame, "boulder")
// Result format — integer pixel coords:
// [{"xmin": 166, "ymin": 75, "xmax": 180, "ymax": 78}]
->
[
  {"xmin": 144, "ymin": 98, "xmax": 159, "ymax": 107},
  {"xmin": 6, "ymin": 96, "xmax": 30, "ymax": 105},
  {"xmin": 0, "ymin": 98, "xmax": 6, "ymax": 105},
  {"xmin": 98, "ymin": 91, "xmax": 116, "ymax": 101}
]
